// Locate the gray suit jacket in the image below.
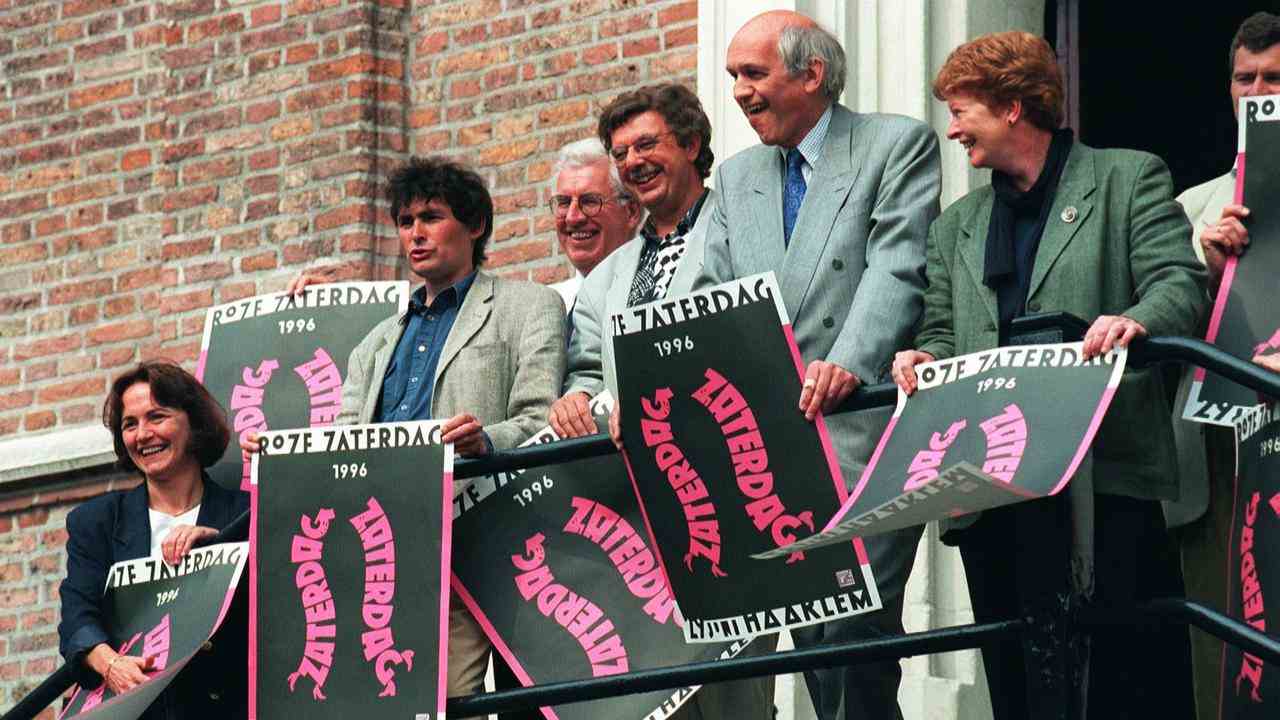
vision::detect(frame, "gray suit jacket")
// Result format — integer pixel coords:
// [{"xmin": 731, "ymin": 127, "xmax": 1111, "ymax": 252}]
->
[
  {"xmin": 698, "ymin": 105, "xmax": 941, "ymax": 480},
  {"xmin": 563, "ymin": 189, "xmax": 713, "ymax": 400},
  {"xmin": 337, "ymin": 271, "xmax": 566, "ymax": 453}
]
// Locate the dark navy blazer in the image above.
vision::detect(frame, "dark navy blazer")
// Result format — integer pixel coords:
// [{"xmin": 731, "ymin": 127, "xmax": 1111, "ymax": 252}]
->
[{"xmin": 58, "ymin": 478, "xmax": 249, "ymax": 719}]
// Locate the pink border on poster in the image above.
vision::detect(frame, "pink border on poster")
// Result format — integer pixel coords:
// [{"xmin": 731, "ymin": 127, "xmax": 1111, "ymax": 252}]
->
[
  {"xmin": 1048, "ymin": 383, "xmax": 1119, "ymax": 495},
  {"xmin": 436, "ymin": 469, "xmax": 453, "ymax": 715},
  {"xmin": 1194, "ymin": 151, "xmax": 1246, "ymax": 383},
  {"xmin": 826, "ymin": 414, "xmax": 900, "ymax": 531},
  {"xmin": 247, "ymin": 481, "xmax": 260, "ymax": 719},
  {"xmin": 450, "ymin": 577, "xmax": 558, "ymax": 720},
  {"xmin": 195, "ymin": 350, "xmax": 208, "ymax": 383}
]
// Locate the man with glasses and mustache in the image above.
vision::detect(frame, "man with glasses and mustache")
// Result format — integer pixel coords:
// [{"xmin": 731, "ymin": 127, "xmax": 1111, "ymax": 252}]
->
[
  {"xmin": 547, "ymin": 83, "xmax": 776, "ymax": 720},
  {"xmin": 547, "ymin": 138, "xmax": 644, "ymax": 317}
]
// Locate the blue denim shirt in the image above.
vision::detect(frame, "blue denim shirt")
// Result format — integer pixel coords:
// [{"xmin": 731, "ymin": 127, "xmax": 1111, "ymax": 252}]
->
[{"xmin": 377, "ymin": 272, "xmax": 476, "ymax": 423}]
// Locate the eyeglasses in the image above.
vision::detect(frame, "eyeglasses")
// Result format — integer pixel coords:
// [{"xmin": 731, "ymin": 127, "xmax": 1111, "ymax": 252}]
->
[
  {"xmin": 608, "ymin": 131, "xmax": 676, "ymax": 163},
  {"xmin": 548, "ymin": 193, "xmax": 620, "ymax": 218}
]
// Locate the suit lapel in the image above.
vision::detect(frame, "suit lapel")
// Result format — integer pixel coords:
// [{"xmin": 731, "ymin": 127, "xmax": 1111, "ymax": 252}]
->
[
  {"xmin": 956, "ymin": 192, "xmax": 1000, "ymax": 329},
  {"xmin": 779, "ymin": 105, "xmax": 861, "ymax": 317},
  {"xmin": 667, "ymin": 189, "xmax": 713, "ymax": 296},
  {"xmin": 434, "ymin": 271, "xmax": 493, "ymax": 387},
  {"xmin": 747, "ymin": 152, "xmax": 787, "ymax": 277},
  {"xmin": 607, "ymin": 241, "xmax": 642, "ymax": 314},
  {"xmin": 362, "ymin": 318, "xmax": 402, "ymax": 423},
  {"xmin": 114, "ymin": 483, "xmax": 151, "ymax": 560},
  {"xmin": 1027, "ymin": 145, "xmax": 1096, "ymax": 301}
]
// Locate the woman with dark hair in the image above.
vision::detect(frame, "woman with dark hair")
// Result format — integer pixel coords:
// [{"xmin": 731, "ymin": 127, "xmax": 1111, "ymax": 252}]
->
[
  {"xmin": 891, "ymin": 31, "xmax": 1207, "ymax": 719},
  {"xmin": 58, "ymin": 361, "xmax": 249, "ymax": 719}
]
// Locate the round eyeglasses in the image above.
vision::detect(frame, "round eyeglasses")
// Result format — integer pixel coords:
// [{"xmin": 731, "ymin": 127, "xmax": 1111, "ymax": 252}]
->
[{"xmin": 548, "ymin": 193, "xmax": 619, "ymax": 218}]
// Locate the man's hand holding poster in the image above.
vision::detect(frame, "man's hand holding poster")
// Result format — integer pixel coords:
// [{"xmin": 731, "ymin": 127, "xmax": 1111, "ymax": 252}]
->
[
  {"xmin": 452, "ymin": 393, "xmax": 747, "ymax": 720},
  {"xmin": 1222, "ymin": 402, "xmax": 1280, "ymax": 719},
  {"xmin": 197, "ymin": 281, "xmax": 409, "ymax": 490},
  {"xmin": 59, "ymin": 543, "xmax": 248, "ymax": 720},
  {"xmin": 249, "ymin": 422, "xmax": 451, "ymax": 720},
  {"xmin": 1185, "ymin": 94, "xmax": 1280, "ymax": 426},
  {"xmin": 757, "ymin": 343, "xmax": 1125, "ymax": 558},
  {"xmin": 610, "ymin": 272, "xmax": 881, "ymax": 643}
]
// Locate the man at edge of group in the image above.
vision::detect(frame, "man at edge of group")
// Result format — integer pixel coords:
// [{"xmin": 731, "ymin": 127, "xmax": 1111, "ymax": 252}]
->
[
  {"xmin": 695, "ymin": 11, "xmax": 941, "ymax": 720},
  {"xmin": 1167, "ymin": 11, "xmax": 1280, "ymax": 720},
  {"xmin": 547, "ymin": 83, "xmax": 777, "ymax": 720}
]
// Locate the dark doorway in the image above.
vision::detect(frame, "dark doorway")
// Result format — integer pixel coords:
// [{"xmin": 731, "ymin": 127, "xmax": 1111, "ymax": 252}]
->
[{"xmin": 1050, "ymin": 1, "xmax": 1278, "ymax": 194}]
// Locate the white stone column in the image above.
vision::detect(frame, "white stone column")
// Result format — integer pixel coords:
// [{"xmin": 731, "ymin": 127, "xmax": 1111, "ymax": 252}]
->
[{"xmin": 696, "ymin": 2, "xmax": 1045, "ymax": 718}]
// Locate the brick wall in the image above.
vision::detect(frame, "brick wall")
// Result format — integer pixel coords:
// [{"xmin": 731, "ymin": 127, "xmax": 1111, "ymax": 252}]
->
[{"xmin": 0, "ymin": 0, "xmax": 696, "ymax": 711}]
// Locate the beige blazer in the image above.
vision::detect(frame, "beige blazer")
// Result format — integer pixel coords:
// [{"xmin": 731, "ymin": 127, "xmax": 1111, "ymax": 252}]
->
[{"xmin": 337, "ymin": 271, "xmax": 566, "ymax": 452}]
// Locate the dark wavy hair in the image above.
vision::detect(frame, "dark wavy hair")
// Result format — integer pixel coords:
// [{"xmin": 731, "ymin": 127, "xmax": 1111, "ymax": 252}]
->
[
  {"xmin": 102, "ymin": 361, "xmax": 231, "ymax": 473},
  {"xmin": 386, "ymin": 156, "xmax": 493, "ymax": 267},
  {"xmin": 1229, "ymin": 12, "xmax": 1280, "ymax": 76},
  {"xmin": 596, "ymin": 84, "xmax": 714, "ymax": 180}
]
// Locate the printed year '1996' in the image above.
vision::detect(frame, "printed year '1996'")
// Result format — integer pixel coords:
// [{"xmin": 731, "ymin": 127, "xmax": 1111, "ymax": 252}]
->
[
  {"xmin": 654, "ymin": 335, "xmax": 695, "ymax": 358},
  {"xmin": 512, "ymin": 476, "xmax": 555, "ymax": 507},
  {"xmin": 279, "ymin": 317, "xmax": 316, "ymax": 335},
  {"xmin": 976, "ymin": 376, "xmax": 1017, "ymax": 394}
]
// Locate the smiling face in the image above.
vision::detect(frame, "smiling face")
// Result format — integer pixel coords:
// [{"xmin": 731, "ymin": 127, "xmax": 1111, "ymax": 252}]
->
[
  {"xmin": 120, "ymin": 382, "xmax": 200, "ymax": 484},
  {"xmin": 396, "ymin": 197, "xmax": 483, "ymax": 291},
  {"xmin": 610, "ymin": 111, "xmax": 702, "ymax": 220},
  {"xmin": 553, "ymin": 161, "xmax": 637, "ymax": 275},
  {"xmin": 945, "ymin": 92, "xmax": 1015, "ymax": 172},
  {"xmin": 1231, "ymin": 43, "xmax": 1280, "ymax": 118},
  {"xmin": 726, "ymin": 18, "xmax": 827, "ymax": 148}
]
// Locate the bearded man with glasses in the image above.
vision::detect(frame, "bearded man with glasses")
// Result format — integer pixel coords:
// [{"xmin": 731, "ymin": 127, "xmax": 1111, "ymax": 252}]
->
[{"xmin": 546, "ymin": 82, "xmax": 776, "ymax": 720}]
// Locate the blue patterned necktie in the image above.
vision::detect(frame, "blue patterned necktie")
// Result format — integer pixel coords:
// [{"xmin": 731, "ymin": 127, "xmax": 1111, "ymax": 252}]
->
[{"xmin": 783, "ymin": 147, "xmax": 807, "ymax": 247}]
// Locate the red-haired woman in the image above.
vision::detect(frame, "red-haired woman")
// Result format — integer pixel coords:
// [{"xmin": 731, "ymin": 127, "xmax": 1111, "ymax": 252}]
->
[{"xmin": 891, "ymin": 31, "xmax": 1207, "ymax": 718}]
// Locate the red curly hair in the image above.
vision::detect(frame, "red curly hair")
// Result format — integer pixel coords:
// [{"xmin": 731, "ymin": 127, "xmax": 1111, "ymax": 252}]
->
[{"xmin": 932, "ymin": 31, "xmax": 1064, "ymax": 131}]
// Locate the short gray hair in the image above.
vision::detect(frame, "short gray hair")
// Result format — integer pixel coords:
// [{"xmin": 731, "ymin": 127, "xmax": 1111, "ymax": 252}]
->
[
  {"xmin": 552, "ymin": 138, "xmax": 634, "ymax": 202},
  {"xmin": 778, "ymin": 23, "xmax": 846, "ymax": 101}
]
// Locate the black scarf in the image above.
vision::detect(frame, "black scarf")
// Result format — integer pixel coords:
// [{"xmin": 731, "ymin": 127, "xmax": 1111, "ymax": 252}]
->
[{"xmin": 984, "ymin": 128, "xmax": 1074, "ymax": 339}]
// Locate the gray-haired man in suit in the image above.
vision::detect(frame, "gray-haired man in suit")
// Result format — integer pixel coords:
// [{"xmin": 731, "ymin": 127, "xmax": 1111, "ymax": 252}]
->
[{"xmin": 698, "ymin": 11, "xmax": 941, "ymax": 720}]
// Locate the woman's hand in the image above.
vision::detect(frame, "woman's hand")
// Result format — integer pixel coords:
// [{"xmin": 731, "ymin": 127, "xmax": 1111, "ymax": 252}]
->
[
  {"xmin": 799, "ymin": 361, "xmax": 861, "ymax": 420},
  {"xmin": 239, "ymin": 431, "xmax": 262, "ymax": 462},
  {"xmin": 608, "ymin": 405, "xmax": 623, "ymax": 452},
  {"xmin": 1082, "ymin": 315, "xmax": 1147, "ymax": 358},
  {"xmin": 891, "ymin": 350, "xmax": 936, "ymax": 396},
  {"xmin": 161, "ymin": 525, "xmax": 218, "ymax": 565},
  {"xmin": 88, "ymin": 644, "xmax": 155, "ymax": 695}
]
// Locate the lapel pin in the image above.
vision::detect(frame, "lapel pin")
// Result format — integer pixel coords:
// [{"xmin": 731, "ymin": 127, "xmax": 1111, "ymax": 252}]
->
[{"xmin": 1061, "ymin": 206, "xmax": 1078, "ymax": 223}]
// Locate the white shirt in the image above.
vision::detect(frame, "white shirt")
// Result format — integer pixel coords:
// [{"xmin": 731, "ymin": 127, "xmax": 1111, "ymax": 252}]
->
[
  {"xmin": 149, "ymin": 505, "xmax": 202, "ymax": 559},
  {"xmin": 551, "ymin": 272, "xmax": 584, "ymax": 312},
  {"xmin": 777, "ymin": 104, "xmax": 833, "ymax": 184}
]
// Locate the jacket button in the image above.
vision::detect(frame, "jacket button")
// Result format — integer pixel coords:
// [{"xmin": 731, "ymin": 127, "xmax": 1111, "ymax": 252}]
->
[
  {"xmin": 1027, "ymin": 301, "xmax": 1040, "ymax": 312},
  {"xmin": 202, "ymin": 641, "xmax": 214, "ymax": 652},
  {"xmin": 209, "ymin": 691, "xmax": 221, "ymax": 701},
  {"xmin": 822, "ymin": 317, "xmax": 835, "ymax": 328},
  {"xmin": 832, "ymin": 259, "xmax": 844, "ymax": 270}
]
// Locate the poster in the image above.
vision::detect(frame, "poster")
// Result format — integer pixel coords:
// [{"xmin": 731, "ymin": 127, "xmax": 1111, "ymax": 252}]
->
[
  {"xmin": 452, "ymin": 393, "xmax": 748, "ymax": 720},
  {"xmin": 249, "ymin": 422, "xmax": 451, "ymax": 720},
  {"xmin": 1220, "ymin": 402, "xmax": 1280, "ymax": 719},
  {"xmin": 197, "ymin": 281, "xmax": 409, "ymax": 490},
  {"xmin": 754, "ymin": 343, "xmax": 1126, "ymax": 558},
  {"xmin": 59, "ymin": 542, "xmax": 249, "ymax": 720},
  {"xmin": 610, "ymin": 273, "xmax": 881, "ymax": 643},
  {"xmin": 1185, "ymin": 94, "xmax": 1280, "ymax": 427}
]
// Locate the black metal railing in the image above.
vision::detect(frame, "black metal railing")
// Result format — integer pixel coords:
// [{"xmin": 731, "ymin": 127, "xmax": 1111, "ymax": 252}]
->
[{"xmin": 6, "ymin": 320, "xmax": 1279, "ymax": 720}]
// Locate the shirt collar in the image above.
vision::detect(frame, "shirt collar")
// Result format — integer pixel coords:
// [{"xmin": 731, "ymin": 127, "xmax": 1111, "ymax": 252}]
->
[
  {"xmin": 640, "ymin": 188, "xmax": 709, "ymax": 245},
  {"xmin": 779, "ymin": 104, "xmax": 833, "ymax": 171},
  {"xmin": 404, "ymin": 271, "xmax": 477, "ymax": 320}
]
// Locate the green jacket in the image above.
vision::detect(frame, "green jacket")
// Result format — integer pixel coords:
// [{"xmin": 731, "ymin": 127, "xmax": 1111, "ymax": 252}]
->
[{"xmin": 916, "ymin": 142, "xmax": 1209, "ymax": 499}]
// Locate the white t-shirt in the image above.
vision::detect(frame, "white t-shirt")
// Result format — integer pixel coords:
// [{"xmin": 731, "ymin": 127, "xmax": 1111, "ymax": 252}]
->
[{"xmin": 149, "ymin": 505, "xmax": 202, "ymax": 559}]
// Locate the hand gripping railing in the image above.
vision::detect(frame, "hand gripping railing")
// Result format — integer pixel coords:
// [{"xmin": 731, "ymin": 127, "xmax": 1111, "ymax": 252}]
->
[{"xmin": 7, "ymin": 317, "xmax": 1280, "ymax": 720}]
